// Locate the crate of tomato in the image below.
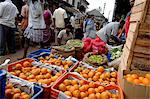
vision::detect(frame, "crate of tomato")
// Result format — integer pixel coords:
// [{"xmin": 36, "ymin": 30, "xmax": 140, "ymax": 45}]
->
[
  {"xmin": 7, "ymin": 58, "xmax": 66, "ymax": 98},
  {"xmin": 51, "ymin": 73, "xmax": 124, "ymax": 99},
  {"xmin": 70, "ymin": 61, "xmax": 118, "ymax": 86}
]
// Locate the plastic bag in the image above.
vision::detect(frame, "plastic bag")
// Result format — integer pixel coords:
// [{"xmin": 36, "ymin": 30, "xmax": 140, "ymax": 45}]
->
[{"xmin": 83, "ymin": 38, "xmax": 92, "ymax": 53}]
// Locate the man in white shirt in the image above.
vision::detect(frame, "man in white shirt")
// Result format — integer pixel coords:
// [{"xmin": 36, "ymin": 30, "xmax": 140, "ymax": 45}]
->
[
  {"xmin": 0, "ymin": 0, "xmax": 19, "ymax": 55},
  {"xmin": 53, "ymin": 4, "xmax": 67, "ymax": 29}
]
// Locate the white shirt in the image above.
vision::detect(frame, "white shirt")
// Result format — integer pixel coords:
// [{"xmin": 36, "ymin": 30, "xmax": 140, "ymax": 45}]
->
[
  {"xmin": 57, "ymin": 29, "xmax": 73, "ymax": 45},
  {"xmin": 0, "ymin": 0, "xmax": 19, "ymax": 28},
  {"xmin": 96, "ymin": 22, "xmax": 120, "ymax": 42},
  {"xmin": 53, "ymin": 7, "xmax": 67, "ymax": 28},
  {"xmin": 70, "ymin": 16, "xmax": 75, "ymax": 28},
  {"xmin": 28, "ymin": 0, "xmax": 45, "ymax": 29}
]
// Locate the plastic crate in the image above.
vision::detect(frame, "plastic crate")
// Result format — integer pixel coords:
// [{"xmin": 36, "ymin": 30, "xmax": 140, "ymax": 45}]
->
[
  {"xmin": 32, "ymin": 85, "xmax": 43, "ymax": 99},
  {"xmin": 51, "ymin": 73, "xmax": 124, "ymax": 99},
  {"xmin": 0, "ymin": 70, "xmax": 6, "ymax": 99},
  {"xmin": 27, "ymin": 49, "xmax": 51, "ymax": 58},
  {"xmin": 7, "ymin": 58, "xmax": 67, "ymax": 99}
]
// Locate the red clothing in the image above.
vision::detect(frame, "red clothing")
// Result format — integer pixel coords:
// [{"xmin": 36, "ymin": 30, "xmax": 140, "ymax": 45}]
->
[{"xmin": 125, "ymin": 16, "xmax": 130, "ymax": 37}]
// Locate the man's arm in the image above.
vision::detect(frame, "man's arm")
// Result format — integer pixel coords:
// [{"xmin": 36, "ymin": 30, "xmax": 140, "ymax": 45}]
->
[
  {"xmin": 57, "ymin": 30, "xmax": 63, "ymax": 45},
  {"xmin": 118, "ymin": 24, "xmax": 125, "ymax": 38}
]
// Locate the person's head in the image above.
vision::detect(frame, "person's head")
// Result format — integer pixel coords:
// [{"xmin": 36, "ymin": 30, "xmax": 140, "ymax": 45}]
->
[
  {"xmin": 130, "ymin": 0, "xmax": 135, "ymax": 8},
  {"xmin": 91, "ymin": 15, "xmax": 94, "ymax": 20},
  {"xmin": 117, "ymin": 20, "xmax": 125, "ymax": 34},
  {"xmin": 32, "ymin": 0, "xmax": 38, "ymax": 3},
  {"xmin": 44, "ymin": 3, "xmax": 49, "ymax": 10},
  {"xmin": 79, "ymin": 5, "xmax": 86, "ymax": 13},
  {"xmin": 65, "ymin": 24, "xmax": 72, "ymax": 33}
]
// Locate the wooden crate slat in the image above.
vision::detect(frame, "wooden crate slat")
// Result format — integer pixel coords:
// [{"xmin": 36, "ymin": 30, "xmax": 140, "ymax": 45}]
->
[
  {"xmin": 134, "ymin": 52, "xmax": 150, "ymax": 58},
  {"xmin": 129, "ymin": 22, "xmax": 139, "ymax": 32},
  {"xmin": 132, "ymin": 2, "xmax": 146, "ymax": 13},
  {"xmin": 130, "ymin": 12, "xmax": 144, "ymax": 22},
  {"xmin": 134, "ymin": 45, "xmax": 150, "ymax": 55},
  {"xmin": 136, "ymin": 38, "xmax": 150, "ymax": 46},
  {"xmin": 134, "ymin": 0, "xmax": 146, "ymax": 6}
]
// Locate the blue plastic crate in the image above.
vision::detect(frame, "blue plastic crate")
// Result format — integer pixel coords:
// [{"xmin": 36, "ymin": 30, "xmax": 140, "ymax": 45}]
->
[
  {"xmin": 28, "ymin": 49, "xmax": 51, "ymax": 58},
  {"xmin": 32, "ymin": 85, "xmax": 43, "ymax": 99},
  {"xmin": 0, "ymin": 70, "xmax": 6, "ymax": 99}
]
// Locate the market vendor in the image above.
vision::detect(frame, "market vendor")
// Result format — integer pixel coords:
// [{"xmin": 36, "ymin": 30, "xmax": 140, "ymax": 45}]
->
[
  {"xmin": 96, "ymin": 20, "xmax": 125, "ymax": 43},
  {"xmin": 57, "ymin": 24, "xmax": 73, "ymax": 45}
]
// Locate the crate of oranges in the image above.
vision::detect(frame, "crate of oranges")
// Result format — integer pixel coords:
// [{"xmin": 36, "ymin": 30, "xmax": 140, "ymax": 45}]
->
[
  {"xmin": 7, "ymin": 58, "xmax": 66, "ymax": 98},
  {"xmin": 123, "ymin": 70, "xmax": 150, "ymax": 99},
  {"xmin": 5, "ymin": 75, "xmax": 43, "ymax": 99},
  {"xmin": 70, "ymin": 61, "xmax": 118, "ymax": 86},
  {"xmin": 33, "ymin": 53, "xmax": 78, "ymax": 70},
  {"xmin": 51, "ymin": 73, "xmax": 124, "ymax": 99}
]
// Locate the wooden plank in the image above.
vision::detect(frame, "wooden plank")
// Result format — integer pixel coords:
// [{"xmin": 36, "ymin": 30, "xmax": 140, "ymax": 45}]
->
[
  {"xmin": 136, "ymin": 38, "xmax": 150, "ymax": 46},
  {"xmin": 131, "ymin": 56, "xmax": 150, "ymax": 71},
  {"xmin": 134, "ymin": 0, "xmax": 147, "ymax": 6},
  {"xmin": 129, "ymin": 22, "xmax": 139, "ymax": 33},
  {"xmin": 132, "ymin": 2, "xmax": 146, "ymax": 13},
  {"xmin": 139, "ymin": 23, "xmax": 150, "ymax": 32},
  {"xmin": 145, "ymin": 15, "xmax": 150, "ymax": 22},
  {"xmin": 134, "ymin": 45, "xmax": 150, "ymax": 55},
  {"xmin": 134, "ymin": 52, "xmax": 150, "ymax": 58},
  {"xmin": 130, "ymin": 12, "xmax": 144, "ymax": 22}
]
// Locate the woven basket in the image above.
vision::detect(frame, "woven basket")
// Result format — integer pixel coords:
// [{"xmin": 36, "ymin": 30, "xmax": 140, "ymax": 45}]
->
[{"xmin": 83, "ymin": 52, "xmax": 108, "ymax": 67}]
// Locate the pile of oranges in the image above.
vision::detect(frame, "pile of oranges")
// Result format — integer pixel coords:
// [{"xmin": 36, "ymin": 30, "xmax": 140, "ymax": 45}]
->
[
  {"xmin": 74, "ymin": 66, "xmax": 117, "ymax": 86},
  {"xmin": 5, "ymin": 83, "xmax": 30, "ymax": 99},
  {"xmin": 58, "ymin": 79, "xmax": 119, "ymax": 99},
  {"xmin": 39, "ymin": 54, "xmax": 73, "ymax": 69},
  {"xmin": 9, "ymin": 61, "xmax": 62, "ymax": 86},
  {"xmin": 124, "ymin": 73, "xmax": 150, "ymax": 86}
]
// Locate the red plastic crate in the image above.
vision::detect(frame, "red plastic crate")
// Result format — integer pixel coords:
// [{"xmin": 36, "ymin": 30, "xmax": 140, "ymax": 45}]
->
[
  {"xmin": 7, "ymin": 58, "xmax": 67, "ymax": 99},
  {"xmin": 51, "ymin": 73, "xmax": 124, "ymax": 99}
]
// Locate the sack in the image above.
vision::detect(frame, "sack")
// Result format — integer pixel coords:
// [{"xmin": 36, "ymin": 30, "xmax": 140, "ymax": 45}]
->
[
  {"xmin": 83, "ymin": 38, "xmax": 92, "ymax": 53},
  {"xmin": 21, "ymin": 18, "xmax": 28, "ymax": 30}
]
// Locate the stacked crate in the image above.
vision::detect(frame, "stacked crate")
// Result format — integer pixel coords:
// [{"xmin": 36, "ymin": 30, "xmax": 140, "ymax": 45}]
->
[{"xmin": 121, "ymin": 0, "xmax": 150, "ymax": 71}]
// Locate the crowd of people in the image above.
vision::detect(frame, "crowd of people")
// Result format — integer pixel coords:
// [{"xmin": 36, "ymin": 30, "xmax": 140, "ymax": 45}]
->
[{"xmin": 0, "ymin": 0, "xmax": 135, "ymax": 58}]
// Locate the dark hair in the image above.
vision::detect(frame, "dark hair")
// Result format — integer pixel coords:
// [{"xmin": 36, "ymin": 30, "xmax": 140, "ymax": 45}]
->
[
  {"xmin": 66, "ymin": 24, "xmax": 72, "ymax": 29},
  {"xmin": 44, "ymin": 3, "xmax": 49, "ymax": 9},
  {"xmin": 119, "ymin": 20, "xmax": 125, "ymax": 29},
  {"xmin": 0, "ymin": 0, "xmax": 5, "ymax": 2},
  {"xmin": 79, "ymin": 5, "xmax": 86, "ymax": 12}
]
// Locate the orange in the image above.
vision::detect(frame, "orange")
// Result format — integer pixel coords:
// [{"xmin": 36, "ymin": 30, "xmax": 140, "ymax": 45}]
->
[
  {"xmin": 111, "ymin": 72, "xmax": 117, "ymax": 78},
  {"xmin": 88, "ymin": 93, "xmax": 96, "ymax": 99},
  {"xmin": 13, "ymin": 88, "xmax": 21, "ymax": 94},
  {"xmin": 79, "ymin": 86, "xmax": 86, "ymax": 92},
  {"xmin": 89, "ymin": 82, "xmax": 96, "ymax": 88},
  {"xmin": 28, "ymin": 79, "xmax": 37, "ymax": 82},
  {"xmin": 98, "ymin": 86, "xmax": 105, "ymax": 92},
  {"xmin": 21, "ymin": 94, "xmax": 30, "ymax": 99},
  {"xmin": 131, "ymin": 74, "xmax": 138, "ymax": 79},
  {"xmin": 139, "ymin": 77, "xmax": 144, "ymax": 81},
  {"xmin": 99, "ymin": 79, "xmax": 103, "ymax": 83},
  {"xmin": 58, "ymin": 83, "xmax": 66, "ymax": 92},
  {"xmin": 142, "ymin": 78, "xmax": 150, "ymax": 86},
  {"xmin": 66, "ymin": 85, "xmax": 71, "ymax": 91},
  {"xmin": 88, "ymin": 71, "xmax": 95, "ymax": 78},
  {"xmin": 100, "ymin": 91, "xmax": 109, "ymax": 99},
  {"xmin": 23, "ymin": 61, "xmax": 31, "ymax": 67},
  {"xmin": 111, "ymin": 94, "xmax": 118, "ymax": 98},
  {"xmin": 95, "ymin": 88, "xmax": 100, "ymax": 93},
  {"xmin": 15, "ymin": 63, "xmax": 22, "ymax": 70},
  {"xmin": 104, "ymin": 72, "xmax": 111, "ymax": 78},
  {"xmin": 63, "ymin": 79, "xmax": 71, "ymax": 86},
  {"xmin": 74, "ymin": 85, "xmax": 79, "ymax": 90},
  {"xmin": 126, "ymin": 74, "xmax": 131, "ymax": 78},
  {"xmin": 133, "ymin": 79, "xmax": 141, "ymax": 85},
  {"xmin": 51, "ymin": 76, "xmax": 58, "ymax": 82},
  {"xmin": 13, "ymin": 93, "xmax": 21, "ymax": 99},
  {"xmin": 97, "ymin": 66, "xmax": 104, "ymax": 73},
  {"xmin": 83, "ymin": 74, "xmax": 88, "ymax": 78},
  {"xmin": 92, "ymin": 75, "xmax": 99, "ymax": 81},
  {"xmin": 27, "ymin": 74, "xmax": 35, "ymax": 79},
  {"xmin": 80, "ymin": 80, "xmax": 86, "ymax": 85},
  {"xmin": 72, "ymin": 90, "xmax": 80, "ymax": 98},
  {"xmin": 84, "ymin": 85, "xmax": 89, "ymax": 90},
  {"xmin": 71, "ymin": 80, "xmax": 78, "ymax": 85},
  {"xmin": 95, "ymin": 72, "xmax": 101, "ymax": 76},
  {"xmin": 55, "ymin": 72, "xmax": 61, "ymax": 76},
  {"xmin": 19, "ymin": 73, "xmax": 27, "ymax": 80},
  {"xmin": 80, "ymin": 92, "xmax": 88, "ymax": 98},
  {"xmin": 110, "ymin": 78, "xmax": 117, "ymax": 82},
  {"xmin": 88, "ymin": 88, "xmax": 95, "ymax": 94},
  {"xmin": 126, "ymin": 77, "xmax": 134, "ymax": 83},
  {"xmin": 44, "ymin": 73, "xmax": 51, "ymax": 79},
  {"xmin": 41, "ymin": 68, "xmax": 47, "ymax": 74},
  {"xmin": 96, "ymin": 93, "xmax": 101, "ymax": 99},
  {"xmin": 145, "ymin": 74, "xmax": 150, "ymax": 80},
  {"xmin": 64, "ymin": 91, "xmax": 72, "ymax": 97},
  {"xmin": 69, "ymin": 86, "xmax": 76, "ymax": 92},
  {"xmin": 83, "ymin": 97, "xmax": 89, "ymax": 99},
  {"xmin": 36, "ymin": 75, "xmax": 44, "ymax": 80}
]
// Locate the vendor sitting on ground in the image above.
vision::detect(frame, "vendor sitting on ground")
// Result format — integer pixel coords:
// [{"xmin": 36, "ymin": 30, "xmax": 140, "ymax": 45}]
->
[
  {"xmin": 57, "ymin": 24, "xmax": 73, "ymax": 45},
  {"xmin": 96, "ymin": 20, "xmax": 125, "ymax": 43}
]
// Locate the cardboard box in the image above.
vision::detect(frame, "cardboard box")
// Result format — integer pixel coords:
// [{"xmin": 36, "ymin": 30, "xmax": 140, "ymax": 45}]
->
[{"xmin": 121, "ymin": 70, "xmax": 150, "ymax": 99}]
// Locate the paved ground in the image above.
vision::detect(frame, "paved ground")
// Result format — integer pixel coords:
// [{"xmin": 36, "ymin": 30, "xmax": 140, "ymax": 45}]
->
[{"xmin": 0, "ymin": 47, "xmax": 39, "ymax": 64}]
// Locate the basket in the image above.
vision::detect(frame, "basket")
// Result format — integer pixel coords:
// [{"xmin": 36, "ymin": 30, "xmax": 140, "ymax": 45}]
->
[
  {"xmin": 51, "ymin": 45, "xmax": 75, "ymax": 58},
  {"xmin": 0, "ymin": 70, "xmax": 6, "ymax": 99},
  {"xmin": 51, "ymin": 73, "xmax": 124, "ymax": 99},
  {"xmin": 83, "ymin": 52, "xmax": 108, "ymax": 68},
  {"xmin": 66, "ymin": 39, "xmax": 83, "ymax": 50},
  {"xmin": 7, "ymin": 58, "xmax": 67, "ymax": 99},
  {"xmin": 27, "ymin": 49, "xmax": 51, "ymax": 58}
]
